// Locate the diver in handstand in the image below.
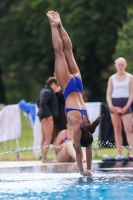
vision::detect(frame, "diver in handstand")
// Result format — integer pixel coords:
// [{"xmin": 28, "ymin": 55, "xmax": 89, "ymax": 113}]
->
[{"xmin": 46, "ymin": 11, "xmax": 103, "ymax": 176}]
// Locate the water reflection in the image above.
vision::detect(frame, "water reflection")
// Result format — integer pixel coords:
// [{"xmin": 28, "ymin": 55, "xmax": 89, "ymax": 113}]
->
[
  {"xmin": 99, "ymin": 159, "xmax": 133, "ymax": 169},
  {"xmin": 0, "ymin": 161, "xmax": 133, "ymax": 174}
]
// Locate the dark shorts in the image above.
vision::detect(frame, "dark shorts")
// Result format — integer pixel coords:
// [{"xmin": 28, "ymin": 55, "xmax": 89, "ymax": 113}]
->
[
  {"xmin": 131, "ymin": 102, "xmax": 133, "ymax": 112},
  {"xmin": 110, "ymin": 98, "xmax": 132, "ymax": 115}
]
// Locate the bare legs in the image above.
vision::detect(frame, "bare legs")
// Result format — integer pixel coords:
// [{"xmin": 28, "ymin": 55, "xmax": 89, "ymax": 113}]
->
[
  {"xmin": 111, "ymin": 113, "xmax": 133, "ymax": 156},
  {"xmin": 41, "ymin": 125, "xmax": 45, "ymax": 158},
  {"xmin": 46, "ymin": 11, "xmax": 81, "ymax": 89},
  {"xmin": 122, "ymin": 114, "xmax": 133, "ymax": 155},
  {"xmin": 52, "ymin": 12, "xmax": 80, "ymax": 76},
  {"xmin": 111, "ymin": 114, "xmax": 123, "ymax": 156},
  {"xmin": 41, "ymin": 117, "xmax": 54, "ymax": 162},
  {"xmin": 46, "ymin": 11, "xmax": 71, "ymax": 91}
]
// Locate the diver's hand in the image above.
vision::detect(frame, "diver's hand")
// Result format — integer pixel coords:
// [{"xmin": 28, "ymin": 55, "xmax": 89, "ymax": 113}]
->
[
  {"xmin": 79, "ymin": 169, "xmax": 92, "ymax": 176},
  {"xmin": 84, "ymin": 169, "xmax": 92, "ymax": 176}
]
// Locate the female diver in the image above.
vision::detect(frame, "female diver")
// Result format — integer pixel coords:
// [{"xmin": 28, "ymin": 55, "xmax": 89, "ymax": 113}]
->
[{"xmin": 46, "ymin": 11, "xmax": 103, "ymax": 176}]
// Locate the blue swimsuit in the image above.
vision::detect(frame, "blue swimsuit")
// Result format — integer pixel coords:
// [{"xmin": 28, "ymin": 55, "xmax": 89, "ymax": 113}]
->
[
  {"xmin": 64, "ymin": 76, "xmax": 89, "ymax": 126},
  {"xmin": 64, "ymin": 76, "xmax": 83, "ymax": 101},
  {"xmin": 65, "ymin": 108, "xmax": 89, "ymax": 127}
]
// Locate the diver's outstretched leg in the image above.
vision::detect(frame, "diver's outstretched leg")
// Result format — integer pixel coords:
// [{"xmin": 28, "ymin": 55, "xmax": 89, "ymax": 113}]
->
[
  {"xmin": 52, "ymin": 11, "xmax": 81, "ymax": 77},
  {"xmin": 46, "ymin": 11, "xmax": 72, "ymax": 91}
]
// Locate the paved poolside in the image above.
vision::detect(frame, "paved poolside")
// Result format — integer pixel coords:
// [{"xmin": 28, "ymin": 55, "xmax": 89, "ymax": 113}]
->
[
  {"xmin": 0, "ymin": 160, "xmax": 102, "ymax": 168},
  {"xmin": 0, "ymin": 160, "xmax": 133, "ymax": 172}
]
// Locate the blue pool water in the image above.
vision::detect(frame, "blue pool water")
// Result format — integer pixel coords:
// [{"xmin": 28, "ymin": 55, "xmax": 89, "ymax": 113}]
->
[{"xmin": 0, "ymin": 163, "xmax": 133, "ymax": 200}]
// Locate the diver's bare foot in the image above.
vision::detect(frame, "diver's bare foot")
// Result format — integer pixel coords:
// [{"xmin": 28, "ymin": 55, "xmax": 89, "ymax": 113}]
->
[
  {"xmin": 52, "ymin": 11, "xmax": 62, "ymax": 26},
  {"xmin": 46, "ymin": 11, "xmax": 58, "ymax": 25}
]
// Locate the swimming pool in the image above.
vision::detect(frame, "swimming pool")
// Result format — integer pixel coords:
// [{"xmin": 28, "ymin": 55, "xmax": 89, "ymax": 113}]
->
[{"xmin": 0, "ymin": 161, "xmax": 133, "ymax": 200}]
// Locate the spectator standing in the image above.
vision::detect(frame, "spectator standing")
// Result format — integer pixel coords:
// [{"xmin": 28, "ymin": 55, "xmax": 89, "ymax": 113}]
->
[
  {"xmin": 37, "ymin": 77, "xmax": 59, "ymax": 162},
  {"xmin": 106, "ymin": 57, "xmax": 133, "ymax": 158}
]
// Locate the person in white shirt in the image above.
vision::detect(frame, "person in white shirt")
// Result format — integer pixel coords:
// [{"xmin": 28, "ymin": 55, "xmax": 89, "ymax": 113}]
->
[{"xmin": 106, "ymin": 57, "xmax": 133, "ymax": 158}]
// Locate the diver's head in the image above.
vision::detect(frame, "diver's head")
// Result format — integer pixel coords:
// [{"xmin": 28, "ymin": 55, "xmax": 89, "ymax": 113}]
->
[
  {"xmin": 80, "ymin": 114, "xmax": 104, "ymax": 147},
  {"xmin": 80, "ymin": 129, "xmax": 93, "ymax": 147}
]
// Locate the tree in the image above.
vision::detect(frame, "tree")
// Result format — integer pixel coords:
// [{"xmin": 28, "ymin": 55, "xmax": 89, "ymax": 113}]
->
[
  {"xmin": 0, "ymin": 0, "xmax": 20, "ymax": 103},
  {"xmin": 0, "ymin": 0, "xmax": 132, "ymax": 104},
  {"xmin": 113, "ymin": 7, "xmax": 133, "ymax": 73}
]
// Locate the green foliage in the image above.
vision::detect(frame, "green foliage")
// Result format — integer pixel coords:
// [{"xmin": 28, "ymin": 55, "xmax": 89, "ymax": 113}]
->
[
  {"xmin": 0, "ymin": 0, "xmax": 53, "ymax": 104},
  {"xmin": 113, "ymin": 7, "xmax": 133, "ymax": 73},
  {"xmin": 0, "ymin": 0, "xmax": 133, "ymax": 103}
]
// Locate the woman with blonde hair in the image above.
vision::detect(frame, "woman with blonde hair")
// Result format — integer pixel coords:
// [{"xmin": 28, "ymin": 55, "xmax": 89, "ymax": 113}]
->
[{"xmin": 106, "ymin": 57, "xmax": 133, "ymax": 158}]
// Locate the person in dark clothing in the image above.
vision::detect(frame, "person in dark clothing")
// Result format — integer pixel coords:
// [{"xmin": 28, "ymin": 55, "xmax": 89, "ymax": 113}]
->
[
  {"xmin": 37, "ymin": 77, "xmax": 59, "ymax": 162},
  {"xmin": 53, "ymin": 87, "xmax": 67, "ymax": 140}
]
